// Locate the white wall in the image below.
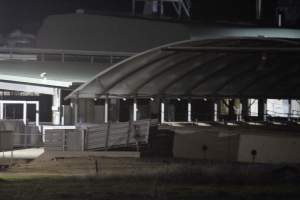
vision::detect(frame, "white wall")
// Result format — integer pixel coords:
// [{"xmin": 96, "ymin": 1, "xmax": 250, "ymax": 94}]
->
[
  {"xmin": 238, "ymin": 133, "xmax": 300, "ymax": 163},
  {"xmin": 173, "ymin": 129, "xmax": 239, "ymax": 161},
  {"xmin": 172, "ymin": 126, "xmax": 300, "ymax": 164}
]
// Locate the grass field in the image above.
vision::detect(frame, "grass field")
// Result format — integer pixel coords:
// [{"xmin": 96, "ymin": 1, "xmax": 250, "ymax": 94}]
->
[{"xmin": 1, "ymin": 157, "xmax": 300, "ymax": 200}]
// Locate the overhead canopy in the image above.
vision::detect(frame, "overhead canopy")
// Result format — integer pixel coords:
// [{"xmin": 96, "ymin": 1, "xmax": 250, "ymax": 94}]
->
[
  {"xmin": 0, "ymin": 60, "xmax": 109, "ymax": 88},
  {"xmin": 67, "ymin": 37, "xmax": 300, "ymax": 99}
]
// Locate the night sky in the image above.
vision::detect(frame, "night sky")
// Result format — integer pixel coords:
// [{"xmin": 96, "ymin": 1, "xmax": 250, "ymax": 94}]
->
[{"xmin": 0, "ymin": 0, "xmax": 278, "ymax": 35}]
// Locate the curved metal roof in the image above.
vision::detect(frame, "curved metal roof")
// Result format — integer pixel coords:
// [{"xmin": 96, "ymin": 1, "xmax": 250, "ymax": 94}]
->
[
  {"xmin": 67, "ymin": 37, "xmax": 300, "ymax": 99},
  {"xmin": 37, "ymin": 14, "xmax": 189, "ymax": 52}
]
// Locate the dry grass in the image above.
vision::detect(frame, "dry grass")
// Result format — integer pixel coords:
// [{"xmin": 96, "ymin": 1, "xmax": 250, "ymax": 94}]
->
[{"xmin": 1, "ymin": 157, "xmax": 300, "ymax": 199}]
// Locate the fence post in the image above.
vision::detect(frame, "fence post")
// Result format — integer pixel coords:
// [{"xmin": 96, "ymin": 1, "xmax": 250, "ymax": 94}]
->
[
  {"xmin": 81, "ymin": 129, "xmax": 85, "ymax": 152},
  {"xmin": 24, "ymin": 129, "xmax": 28, "ymax": 148},
  {"xmin": 62, "ymin": 130, "xmax": 66, "ymax": 151},
  {"xmin": 126, "ymin": 121, "xmax": 132, "ymax": 147},
  {"xmin": 105, "ymin": 122, "xmax": 111, "ymax": 151}
]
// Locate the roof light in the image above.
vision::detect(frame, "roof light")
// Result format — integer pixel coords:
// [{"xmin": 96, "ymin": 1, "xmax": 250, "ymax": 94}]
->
[{"xmin": 40, "ymin": 72, "xmax": 47, "ymax": 80}]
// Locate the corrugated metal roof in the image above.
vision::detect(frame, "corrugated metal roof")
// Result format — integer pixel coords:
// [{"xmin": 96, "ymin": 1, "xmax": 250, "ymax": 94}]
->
[{"xmin": 67, "ymin": 37, "xmax": 300, "ymax": 99}]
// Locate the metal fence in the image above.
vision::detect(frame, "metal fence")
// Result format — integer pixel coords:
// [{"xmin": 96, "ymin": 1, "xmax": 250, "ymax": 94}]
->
[
  {"xmin": 0, "ymin": 131, "xmax": 13, "ymax": 151},
  {"xmin": 0, "ymin": 120, "xmax": 42, "ymax": 150}
]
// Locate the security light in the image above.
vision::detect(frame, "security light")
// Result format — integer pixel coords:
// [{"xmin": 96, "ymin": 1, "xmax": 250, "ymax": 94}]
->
[{"xmin": 40, "ymin": 72, "xmax": 47, "ymax": 80}]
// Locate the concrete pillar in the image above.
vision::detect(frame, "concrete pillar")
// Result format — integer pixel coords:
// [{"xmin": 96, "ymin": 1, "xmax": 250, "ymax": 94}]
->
[
  {"xmin": 133, "ymin": 98, "xmax": 137, "ymax": 121},
  {"xmin": 104, "ymin": 97, "xmax": 109, "ymax": 123},
  {"xmin": 161, "ymin": 101, "xmax": 165, "ymax": 123},
  {"xmin": 214, "ymin": 102, "xmax": 218, "ymax": 122},
  {"xmin": 0, "ymin": 102, "xmax": 3, "ymax": 120},
  {"xmin": 52, "ymin": 88, "xmax": 61, "ymax": 125},
  {"xmin": 234, "ymin": 99, "xmax": 242, "ymax": 122},
  {"xmin": 236, "ymin": 102, "xmax": 242, "ymax": 122},
  {"xmin": 23, "ymin": 102, "xmax": 27, "ymax": 125},
  {"xmin": 74, "ymin": 99, "xmax": 79, "ymax": 124},
  {"xmin": 187, "ymin": 101, "xmax": 192, "ymax": 122},
  {"xmin": 35, "ymin": 102, "xmax": 40, "ymax": 126}
]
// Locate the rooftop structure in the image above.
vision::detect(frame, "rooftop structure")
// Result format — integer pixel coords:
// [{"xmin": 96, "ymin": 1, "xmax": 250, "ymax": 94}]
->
[
  {"xmin": 36, "ymin": 14, "xmax": 190, "ymax": 52},
  {"xmin": 67, "ymin": 37, "xmax": 300, "ymax": 99}
]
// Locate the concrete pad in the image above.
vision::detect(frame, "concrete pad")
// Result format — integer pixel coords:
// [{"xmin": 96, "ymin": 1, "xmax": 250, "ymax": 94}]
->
[{"xmin": 36, "ymin": 151, "xmax": 140, "ymax": 162}]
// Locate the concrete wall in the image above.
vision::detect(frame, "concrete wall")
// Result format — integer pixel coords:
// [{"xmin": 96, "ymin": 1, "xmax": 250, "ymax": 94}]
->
[
  {"xmin": 173, "ymin": 129, "xmax": 239, "ymax": 161},
  {"xmin": 238, "ymin": 133, "xmax": 300, "ymax": 164},
  {"xmin": 172, "ymin": 126, "xmax": 300, "ymax": 164}
]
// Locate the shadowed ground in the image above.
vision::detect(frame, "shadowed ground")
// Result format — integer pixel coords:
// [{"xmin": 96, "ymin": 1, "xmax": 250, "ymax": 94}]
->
[{"xmin": 1, "ymin": 157, "xmax": 300, "ymax": 200}]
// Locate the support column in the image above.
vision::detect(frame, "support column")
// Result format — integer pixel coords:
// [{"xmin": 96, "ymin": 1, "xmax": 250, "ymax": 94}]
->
[
  {"xmin": 133, "ymin": 98, "xmax": 138, "ymax": 121},
  {"xmin": 288, "ymin": 99, "xmax": 292, "ymax": 121},
  {"xmin": 104, "ymin": 96, "xmax": 109, "ymax": 123},
  {"xmin": 52, "ymin": 88, "xmax": 61, "ymax": 125},
  {"xmin": 258, "ymin": 99, "xmax": 267, "ymax": 122},
  {"xmin": 214, "ymin": 101, "xmax": 218, "ymax": 122},
  {"xmin": 256, "ymin": 0, "xmax": 262, "ymax": 20},
  {"xmin": 235, "ymin": 99, "xmax": 242, "ymax": 122},
  {"xmin": 161, "ymin": 100, "xmax": 165, "ymax": 123},
  {"xmin": 132, "ymin": 0, "xmax": 136, "ymax": 15},
  {"xmin": 0, "ymin": 102, "xmax": 3, "ymax": 120},
  {"xmin": 228, "ymin": 99, "xmax": 235, "ymax": 121},
  {"xmin": 23, "ymin": 102, "xmax": 27, "ymax": 125},
  {"xmin": 241, "ymin": 98, "xmax": 249, "ymax": 121},
  {"xmin": 35, "ymin": 102, "xmax": 40, "ymax": 126},
  {"xmin": 264, "ymin": 101, "xmax": 267, "ymax": 121},
  {"xmin": 74, "ymin": 99, "xmax": 79, "ymax": 124},
  {"xmin": 187, "ymin": 100, "xmax": 192, "ymax": 122},
  {"xmin": 160, "ymin": 0, "xmax": 164, "ymax": 17}
]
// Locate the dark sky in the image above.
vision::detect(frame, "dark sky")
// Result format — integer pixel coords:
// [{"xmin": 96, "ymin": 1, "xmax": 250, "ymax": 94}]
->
[{"xmin": 0, "ymin": 0, "xmax": 276, "ymax": 35}]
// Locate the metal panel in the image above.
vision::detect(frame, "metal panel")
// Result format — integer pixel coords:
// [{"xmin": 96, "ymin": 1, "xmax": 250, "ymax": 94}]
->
[
  {"xmin": 44, "ymin": 129, "xmax": 65, "ymax": 151},
  {"xmin": 0, "ymin": 131, "xmax": 13, "ymax": 151}
]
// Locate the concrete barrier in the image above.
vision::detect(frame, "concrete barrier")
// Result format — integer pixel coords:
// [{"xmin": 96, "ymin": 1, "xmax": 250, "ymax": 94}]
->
[{"xmin": 172, "ymin": 126, "xmax": 300, "ymax": 164}]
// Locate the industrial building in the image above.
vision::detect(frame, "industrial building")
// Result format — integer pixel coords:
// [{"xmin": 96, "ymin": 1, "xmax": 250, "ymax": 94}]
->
[{"xmin": 1, "ymin": 1, "xmax": 300, "ymax": 164}]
